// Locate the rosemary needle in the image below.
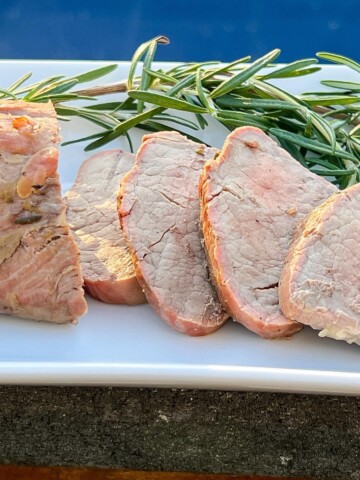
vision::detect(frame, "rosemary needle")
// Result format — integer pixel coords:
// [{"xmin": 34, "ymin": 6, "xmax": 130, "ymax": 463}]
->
[{"xmin": 3, "ymin": 36, "xmax": 360, "ymax": 188}]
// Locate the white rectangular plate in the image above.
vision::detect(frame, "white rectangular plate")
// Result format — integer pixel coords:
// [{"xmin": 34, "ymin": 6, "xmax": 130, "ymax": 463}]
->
[{"xmin": 1, "ymin": 60, "xmax": 360, "ymax": 395}]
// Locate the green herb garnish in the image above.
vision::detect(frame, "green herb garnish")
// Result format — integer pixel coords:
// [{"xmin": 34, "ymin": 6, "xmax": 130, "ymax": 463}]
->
[{"xmin": 3, "ymin": 37, "xmax": 360, "ymax": 188}]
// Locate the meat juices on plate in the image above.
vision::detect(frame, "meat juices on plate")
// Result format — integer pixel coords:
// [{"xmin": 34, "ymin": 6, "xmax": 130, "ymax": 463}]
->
[
  {"xmin": 279, "ymin": 183, "xmax": 360, "ymax": 345},
  {"xmin": 199, "ymin": 126, "xmax": 337, "ymax": 338},
  {"xmin": 118, "ymin": 131, "xmax": 229, "ymax": 336},
  {"xmin": 65, "ymin": 150, "xmax": 146, "ymax": 305},
  {"xmin": 0, "ymin": 100, "xmax": 87, "ymax": 323}
]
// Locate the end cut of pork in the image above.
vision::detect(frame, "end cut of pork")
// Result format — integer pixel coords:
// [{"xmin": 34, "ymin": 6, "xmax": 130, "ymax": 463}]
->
[{"xmin": 0, "ymin": 100, "xmax": 87, "ymax": 324}]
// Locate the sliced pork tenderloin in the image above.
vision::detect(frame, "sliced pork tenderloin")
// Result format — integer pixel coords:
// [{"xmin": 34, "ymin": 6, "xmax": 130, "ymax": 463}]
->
[
  {"xmin": 65, "ymin": 150, "xmax": 146, "ymax": 305},
  {"xmin": 199, "ymin": 126, "xmax": 337, "ymax": 338},
  {"xmin": 118, "ymin": 131, "xmax": 228, "ymax": 336},
  {"xmin": 279, "ymin": 183, "xmax": 360, "ymax": 345},
  {"xmin": 0, "ymin": 100, "xmax": 87, "ymax": 324}
]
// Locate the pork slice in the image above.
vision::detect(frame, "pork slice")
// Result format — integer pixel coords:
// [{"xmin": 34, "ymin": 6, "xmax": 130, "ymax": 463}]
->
[
  {"xmin": 279, "ymin": 183, "xmax": 360, "ymax": 345},
  {"xmin": 118, "ymin": 131, "xmax": 229, "ymax": 336},
  {"xmin": 199, "ymin": 126, "xmax": 337, "ymax": 338},
  {"xmin": 65, "ymin": 150, "xmax": 146, "ymax": 305},
  {"xmin": 0, "ymin": 100, "xmax": 87, "ymax": 324}
]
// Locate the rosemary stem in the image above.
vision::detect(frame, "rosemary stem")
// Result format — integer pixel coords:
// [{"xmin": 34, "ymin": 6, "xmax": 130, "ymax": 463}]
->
[{"xmin": 74, "ymin": 81, "xmax": 128, "ymax": 97}]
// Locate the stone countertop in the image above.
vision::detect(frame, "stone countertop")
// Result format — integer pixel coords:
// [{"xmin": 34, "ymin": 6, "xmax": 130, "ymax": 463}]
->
[{"xmin": 0, "ymin": 387, "xmax": 359, "ymax": 479}]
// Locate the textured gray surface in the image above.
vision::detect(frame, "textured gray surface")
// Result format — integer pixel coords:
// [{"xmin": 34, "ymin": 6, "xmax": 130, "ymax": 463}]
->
[{"xmin": 0, "ymin": 387, "xmax": 359, "ymax": 479}]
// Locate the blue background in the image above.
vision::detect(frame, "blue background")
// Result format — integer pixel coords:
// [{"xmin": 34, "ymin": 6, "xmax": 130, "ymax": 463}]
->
[{"xmin": 0, "ymin": 0, "xmax": 358, "ymax": 63}]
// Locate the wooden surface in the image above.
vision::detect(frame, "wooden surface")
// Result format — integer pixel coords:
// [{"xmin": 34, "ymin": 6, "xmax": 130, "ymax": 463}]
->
[{"xmin": 0, "ymin": 466, "xmax": 312, "ymax": 480}]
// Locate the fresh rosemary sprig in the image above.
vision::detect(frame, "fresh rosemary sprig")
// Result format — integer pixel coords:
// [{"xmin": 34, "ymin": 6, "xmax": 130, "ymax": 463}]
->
[{"xmin": 3, "ymin": 36, "xmax": 360, "ymax": 188}]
